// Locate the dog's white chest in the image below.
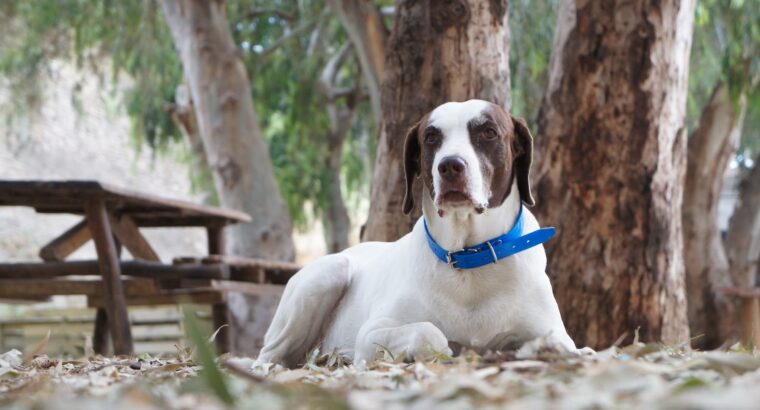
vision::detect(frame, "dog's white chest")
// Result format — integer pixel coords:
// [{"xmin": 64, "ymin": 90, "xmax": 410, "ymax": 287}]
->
[{"xmin": 426, "ymin": 276, "xmax": 517, "ymax": 347}]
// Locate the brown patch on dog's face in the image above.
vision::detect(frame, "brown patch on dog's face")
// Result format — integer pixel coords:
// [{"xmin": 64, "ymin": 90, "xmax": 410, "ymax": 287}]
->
[
  {"xmin": 403, "ymin": 100, "xmax": 534, "ymax": 215},
  {"xmin": 469, "ymin": 104, "xmax": 535, "ymax": 208}
]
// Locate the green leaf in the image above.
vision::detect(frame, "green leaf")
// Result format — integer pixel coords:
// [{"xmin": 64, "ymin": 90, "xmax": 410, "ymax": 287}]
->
[
  {"xmin": 676, "ymin": 376, "xmax": 709, "ymax": 391},
  {"xmin": 183, "ymin": 308, "xmax": 235, "ymax": 406}
]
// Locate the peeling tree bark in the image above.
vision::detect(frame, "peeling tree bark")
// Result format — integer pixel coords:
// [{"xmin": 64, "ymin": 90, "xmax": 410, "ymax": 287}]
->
[
  {"xmin": 328, "ymin": 0, "xmax": 387, "ymax": 124},
  {"xmin": 533, "ymin": 0, "xmax": 695, "ymax": 348},
  {"xmin": 726, "ymin": 156, "xmax": 760, "ymax": 347},
  {"xmin": 683, "ymin": 83, "xmax": 746, "ymax": 348},
  {"xmin": 160, "ymin": 0, "xmax": 295, "ymax": 261},
  {"xmin": 363, "ymin": 0, "xmax": 511, "ymax": 242},
  {"xmin": 160, "ymin": 0, "xmax": 296, "ymax": 356}
]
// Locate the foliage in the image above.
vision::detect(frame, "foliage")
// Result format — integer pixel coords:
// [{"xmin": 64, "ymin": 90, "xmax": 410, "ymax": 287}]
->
[
  {"xmin": 508, "ymin": 0, "xmax": 558, "ymax": 130},
  {"xmin": 228, "ymin": 0, "xmax": 375, "ymax": 228},
  {"xmin": 0, "ymin": 0, "xmax": 375, "ymax": 230},
  {"xmin": 690, "ymin": 0, "xmax": 760, "ymax": 157},
  {"xmin": 0, "ymin": 0, "xmax": 183, "ymax": 150}
]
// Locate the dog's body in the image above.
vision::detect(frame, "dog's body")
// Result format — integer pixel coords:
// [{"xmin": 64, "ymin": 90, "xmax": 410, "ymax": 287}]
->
[{"xmin": 257, "ymin": 100, "xmax": 576, "ymax": 367}]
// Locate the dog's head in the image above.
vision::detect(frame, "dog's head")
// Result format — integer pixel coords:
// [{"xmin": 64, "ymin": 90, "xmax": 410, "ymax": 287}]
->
[{"xmin": 402, "ymin": 100, "xmax": 534, "ymax": 217}]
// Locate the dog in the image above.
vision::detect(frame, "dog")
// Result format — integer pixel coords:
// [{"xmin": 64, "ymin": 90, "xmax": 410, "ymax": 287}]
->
[{"xmin": 256, "ymin": 100, "xmax": 577, "ymax": 367}]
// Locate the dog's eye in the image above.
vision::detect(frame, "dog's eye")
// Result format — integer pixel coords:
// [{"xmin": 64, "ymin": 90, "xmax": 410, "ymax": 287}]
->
[
  {"xmin": 424, "ymin": 131, "xmax": 441, "ymax": 145},
  {"xmin": 483, "ymin": 128, "xmax": 498, "ymax": 140}
]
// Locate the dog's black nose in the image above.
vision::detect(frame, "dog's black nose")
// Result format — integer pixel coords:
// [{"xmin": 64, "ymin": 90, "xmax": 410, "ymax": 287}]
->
[{"xmin": 438, "ymin": 156, "xmax": 467, "ymax": 180}]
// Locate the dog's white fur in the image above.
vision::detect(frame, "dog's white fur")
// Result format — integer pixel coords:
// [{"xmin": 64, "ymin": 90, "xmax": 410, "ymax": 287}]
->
[{"xmin": 256, "ymin": 100, "xmax": 576, "ymax": 367}]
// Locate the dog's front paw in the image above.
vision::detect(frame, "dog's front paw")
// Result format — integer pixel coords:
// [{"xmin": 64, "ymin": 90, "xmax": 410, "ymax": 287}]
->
[{"xmin": 403, "ymin": 322, "xmax": 452, "ymax": 361}]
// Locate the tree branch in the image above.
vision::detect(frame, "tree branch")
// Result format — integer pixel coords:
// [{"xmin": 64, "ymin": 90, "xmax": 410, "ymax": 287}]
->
[
  {"xmin": 245, "ymin": 8, "xmax": 299, "ymax": 23},
  {"xmin": 318, "ymin": 42, "xmax": 353, "ymax": 96},
  {"xmin": 327, "ymin": 0, "xmax": 387, "ymax": 124},
  {"xmin": 252, "ymin": 10, "xmax": 329, "ymax": 71}
]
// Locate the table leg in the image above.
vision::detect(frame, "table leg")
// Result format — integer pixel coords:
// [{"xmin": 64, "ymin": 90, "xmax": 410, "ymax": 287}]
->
[
  {"xmin": 212, "ymin": 302, "xmax": 232, "ymax": 354},
  {"xmin": 207, "ymin": 225, "xmax": 230, "ymax": 353},
  {"xmin": 207, "ymin": 225, "xmax": 226, "ymax": 255},
  {"xmin": 85, "ymin": 200, "xmax": 134, "ymax": 356},
  {"xmin": 113, "ymin": 234, "xmax": 122, "ymax": 258},
  {"xmin": 93, "ymin": 308, "xmax": 110, "ymax": 356},
  {"xmin": 740, "ymin": 298, "xmax": 760, "ymax": 348}
]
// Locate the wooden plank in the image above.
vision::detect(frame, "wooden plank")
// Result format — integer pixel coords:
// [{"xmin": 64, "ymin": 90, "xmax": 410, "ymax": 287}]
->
[
  {"xmin": 109, "ymin": 214, "xmax": 161, "ymax": 261},
  {"xmin": 85, "ymin": 199, "xmax": 134, "ymax": 355},
  {"xmin": 0, "ymin": 297, "xmax": 49, "ymax": 303},
  {"xmin": 39, "ymin": 219, "xmax": 91, "ymax": 262},
  {"xmin": 0, "ymin": 260, "xmax": 228, "ymax": 280},
  {"xmin": 35, "ymin": 213, "xmax": 244, "ymax": 228},
  {"xmin": 0, "ymin": 278, "xmax": 157, "ymax": 298},
  {"xmin": 0, "ymin": 316, "xmax": 183, "ymax": 326},
  {"xmin": 210, "ymin": 280, "xmax": 285, "ymax": 297},
  {"xmin": 93, "ymin": 308, "xmax": 110, "ymax": 356},
  {"xmin": 200, "ymin": 255, "xmax": 302, "ymax": 272},
  {"xmin": 0, "ymin": 180, "xmax": 250, "ymax": 225},
  {"xmin": 87, "ymin": 291, "xmax": 224, "ymax": 308},
  {"xmin": 173, "ymin": 255, "xmax": 300, "ymax": 284}
]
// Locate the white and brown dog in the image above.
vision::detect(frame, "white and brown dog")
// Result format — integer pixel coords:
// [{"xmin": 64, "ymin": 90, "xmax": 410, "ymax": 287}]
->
[{"xmin": 256, "ymin": 100, "xmax": 577, "ymax": 367}]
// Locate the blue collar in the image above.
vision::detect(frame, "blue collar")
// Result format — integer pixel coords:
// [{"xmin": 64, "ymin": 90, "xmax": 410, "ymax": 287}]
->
[{"xmin": 423, "ymin": 206, "xmax": 556, "ymax": 270}]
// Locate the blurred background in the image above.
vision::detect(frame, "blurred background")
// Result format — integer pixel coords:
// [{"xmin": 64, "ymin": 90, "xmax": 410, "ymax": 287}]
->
[{"xmin": 0, "ymin": 0, "xmax": 758, "ymax": 357}]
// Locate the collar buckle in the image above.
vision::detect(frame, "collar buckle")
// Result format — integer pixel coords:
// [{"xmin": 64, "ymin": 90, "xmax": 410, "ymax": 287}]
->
[{"xmin": 446, "ymin": 249, "xmax": 465, "ymax": 269}]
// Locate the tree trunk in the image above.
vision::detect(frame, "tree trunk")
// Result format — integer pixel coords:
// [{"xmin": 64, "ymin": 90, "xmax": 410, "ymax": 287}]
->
[
  {"xmin": 362, "ymin": 0, "xmax": 512, "ymax": 242},
  {"xmin": 159, "ymin": 0, "xmax": 295, "ymax": 261},
  {"xmin": 725, "ymin": 155, "xmax": 760, "ymax": 347},
  {"xmin": 683, "ymin": 83, "xmax": 746, "ymax": 348},
  {"xmin": 323, "ymin": 131, "xmax": 352, "ymax": 253},
  {"xmin": 533, "ymin": 0, "xmax": 695, "ymax": 348},
  {"xmin": 328, "ymin": 0, "xmax": 387, "ymax": 124},
  {"xmin": 317, "ymin": 43, "xmax": 358, "ymax": 253},
  {"xmin": 159, "ymin": 0, "xmax": 295, "ymax": 356},
  {"xmin": 165, "ymin": 83, "xmax": 217, "ymax": 205}
]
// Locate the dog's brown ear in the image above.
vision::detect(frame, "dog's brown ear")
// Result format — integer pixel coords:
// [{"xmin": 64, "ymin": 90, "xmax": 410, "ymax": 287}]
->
[
  {"xmin": 511, "ymin": 116, "xmax": 535, "ymax": 207},
  {"xmin": 402, "ymin": 122, "xmax": 421, "ymax": 215}
]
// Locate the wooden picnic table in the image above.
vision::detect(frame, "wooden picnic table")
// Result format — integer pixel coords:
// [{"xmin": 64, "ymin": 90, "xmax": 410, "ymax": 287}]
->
[{"xmin": 0, "ymin": 180, "xmax": 253, "ymax": 355}]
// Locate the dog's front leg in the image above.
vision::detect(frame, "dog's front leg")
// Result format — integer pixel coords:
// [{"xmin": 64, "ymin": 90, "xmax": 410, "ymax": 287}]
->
[
  {"xmin": 354, "ymin": 318, "xmax": 452, "ymax": 365},
  {"xmin": 256, "ymin": 254, "xmax": 350, "ymax": 367}
]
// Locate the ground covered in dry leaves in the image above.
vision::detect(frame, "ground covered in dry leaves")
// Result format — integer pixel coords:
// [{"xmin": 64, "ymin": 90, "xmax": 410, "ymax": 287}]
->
[{"xmin": 1, "ymin": 338, "xmax": 760, "ymax": 410}]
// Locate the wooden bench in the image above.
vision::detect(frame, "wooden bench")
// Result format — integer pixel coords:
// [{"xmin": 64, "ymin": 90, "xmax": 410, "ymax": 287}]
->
[
  {"xmin": 723, "ymin": 287, "xmax": 760, "ymax": 348},
  {"xmin": 0, "ymin": 307, "xmax": 196, "ymax": 356},
  {"xmin": 0, "ymin": 180, "xmax": 300, "ymax": 355}
]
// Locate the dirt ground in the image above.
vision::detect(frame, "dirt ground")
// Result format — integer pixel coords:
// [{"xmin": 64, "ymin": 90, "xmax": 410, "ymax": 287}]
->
[{"xmin": 1, "ymin": 339, "xmax": 759, "ymax": 410}]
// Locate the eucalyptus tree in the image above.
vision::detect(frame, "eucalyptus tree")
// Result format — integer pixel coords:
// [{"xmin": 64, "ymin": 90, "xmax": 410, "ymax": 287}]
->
[
  {"xmin": 682, "ymin": 0, "xmax": 760, "ymax": 348},
  {"xmin": 362, "ymin": 0, "xmax": 513, "ymax": 242},
  {"xmin": 231, "ymin": 0, "xmax": 377, "ymax": 253},
  {"xmin": 160, "ymin": 0, "xmax": 295, "ymax": 262},
  {"xmin": 533, "ymin": 0, "xmax": 696, "ymax": 348}
]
